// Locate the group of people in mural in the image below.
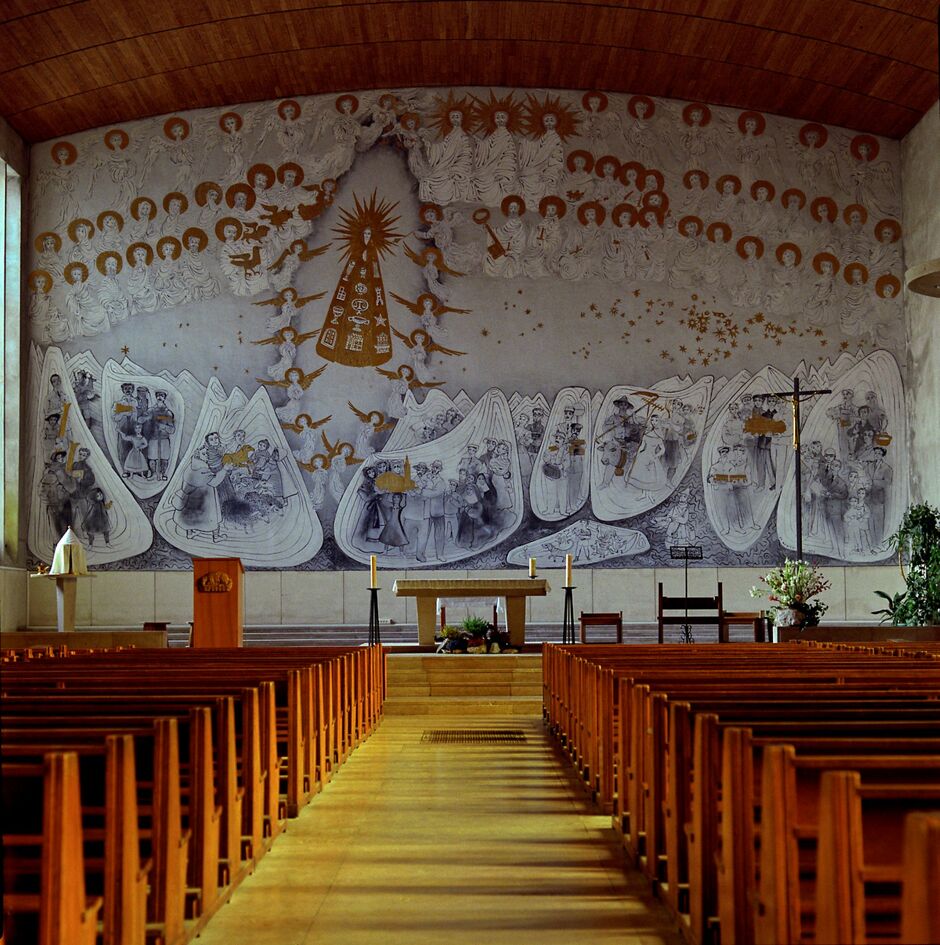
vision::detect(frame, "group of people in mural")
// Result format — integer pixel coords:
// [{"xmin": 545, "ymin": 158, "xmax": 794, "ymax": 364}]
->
[
  {"xmin": 110, "ymin": 382, "xmax": 177, "ymax": 480},
  {"xmin": 353, "ymin": 439, "xmax": 515, "ymax": 560},
  {"xmin": 171, "ymin": 430, "xmax": 287, "ymax": 540},
  {"xmin": 540, "ymin": 404, "xmax": 588, "ymax": 516},
  {"xmin": 39, "ymin": 374, "xmax": 113, "ymax": 547},
  {"xmin": 596, "ymin": 396, "xmax": 699, "ymax": 501}
]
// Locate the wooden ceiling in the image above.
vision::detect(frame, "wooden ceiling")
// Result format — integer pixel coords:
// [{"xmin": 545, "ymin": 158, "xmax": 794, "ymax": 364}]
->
[{"xmin": 1, "ymin": 0, "xmax": 937, "ymax": 143}]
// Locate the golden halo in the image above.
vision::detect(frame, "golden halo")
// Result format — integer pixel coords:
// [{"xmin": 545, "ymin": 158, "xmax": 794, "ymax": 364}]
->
[
  {"xmin": 163, "ymin": 116, "xmax": 190, "ymax": 140},
  {"xmin": 420, "ymin": 203, "xmax": 443, "ymax": 222},
  {"xmin": 706, "ymin": 221, "xmax": 732, "ymax": 243},
  {"xmin": 195, "ymin": 181, "xmax": 222, "ymax": 206},
  {"xmin": 682, "ymin": 103, "xmax": 711, "ymax": 126},
  {"xmin": 182, "ymin": 226, "xmax": 208, "ymax": 251},
  {"xmin": 520, "ymin": 92, "xmax": 580, "ymax": 142},
  {"xmin": 501, "ymin": 195, "xmax": 526, "ymax": 216},
  {"xmin": 163, "ymin": 191, "xmax": 189, "ymax": 214},
  {"xmin": 219, "ymin": 111, "xmax": 243, "ymax": 132},
  {"xmin": 842, "ymin": 203, "xmax": 868, "ymax": 225},
  {"xmin": 50, "ymin": 141, "xmax": 77, "ymax": 165},
  {"xmin": 875, "ymin": 219, "xmax": 901, "ymax": 243},
  {"xmin": 850, "ymin": 134, "xmax": 879, "ymax": 161},
  {"xmin": 875, "ymin": 274, "xmax": 900, "ymax": 297},
  {"xmin": 843, "ymin": 262, "xmax": 869, "ymax": 284},
  {"xmin": 277, "ymin": 162, "xmax": 304, "ymax": 185},
  {"xmin": 130, "ymin": 196, "xmax": 156, "ymax": 221},
  {"xmin": 34, "ymin": 231, "xmax": 62, "ymax": 254},
  {"xmin": 737, "ymin": 110, "xmax": 766, "ymax": 135},
  {"xmin": 335, "ymin": 94, "xmax": 359, "ymax": 113},
  {"xmin": 226, "ymin": 182, "xmax": 256, "ymax": 210},
  {"xmin": 566, "ymin": 149, "xmax": 594, "ymax": 173},
  {"xmin": 627, "ymin": 95, "xmax": 655, "ymax": 119},
  {"xmin": 750, "ymin": 179, "xmax": 775, "ymax": 201},
  {"xmin": 781, "ymin": 188, "xmax": 806, "ymax": 210},
  {"xmin": 126, "ymin": 241, "xmax": 154, "ymax": 266},
  {"xmin": 538, "ymin": 195, "xmax": 566, "ymax": 218},
  {"xmin": 67, "ymin": 218, "xmax": 95, "ymax": 242},
  {"xmin": 809, "ymin": 197, "xmax": 839, "ymax": 223},
  {"xmin": 643, "ymin": 169, "xmax": 665, "ymax": 192},
  {"xmin": 799, "ymin": 122, "xmax": 828, "ymax": 148},
  {"xmin": 247, "ymin": 163, "xmax": 275, "ymax": 190},
  {"xmin": 104, "ymin": 128, "xmax": 129, "ymax": 150},
  {"xmin": 28, "ymin": 269, "xmax": 53, "ymax": 293},
  {"xmin": 581, "ymin": 90, "xmax": 608, "ymax": 112},
  {"xmin": 612, "ymin": 203, "xmax": 637, "ymax": 227},
  {"xmin": 678, "ymin": 215, "xmax": 703, "ymax": 236},
  {"xmin": 471, "ymin": 90, "xmax": 523, "ymax": 136},
  {"xmin": 157, "ymin": 236, "xmax": 182, "ymax": 260},
  {"xmin": 278, "ymin": 99, "xmax": 301, "ymax": 121},
  {"xmin": 96, "ymin": 251, "xmax": 123, "ymax": 276},
  {"xmin": 776, "ymin": 242, "xmax": 802, "ymax": 266},
  {"xmin": 215, "ymin": 217, "xmax": 243, "ymax": 242},
  {"xmin": 428, "ymin": 91, "xmax": 476, "ymax": 137},
  {"xmin": 716, "ymin": 174, "xmax": 741, "ymax": 195},
  {"xmin": 736, "ymin": 235, "xmax": 764, "ymax": 259},
  {"xmin": 577, "ymin": 200, "xmax": 605, "ymax": 225},
  {"xmin": 683, "ymin": 169, "xmax": 708, "ymax": 189},
  {"xmin": 812, "ymin": 252, "xmax": 840, "ymax": 275},
  {"xmin": 64, "ymin": 262, "xmax": 88, "ymax": 284},
  {"xmin": 96, "ymin": 209, "xmax": 124, "ymax": 231},
  {"xmin": 595, "ymin": 154, "xmax": 621, "ymax": 178}
]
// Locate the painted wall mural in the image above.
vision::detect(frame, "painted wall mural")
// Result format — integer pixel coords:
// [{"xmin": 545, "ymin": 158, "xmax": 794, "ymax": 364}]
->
[{"xmin": 25, "ymin": 86, "xmax": 908, "ymax": 571}]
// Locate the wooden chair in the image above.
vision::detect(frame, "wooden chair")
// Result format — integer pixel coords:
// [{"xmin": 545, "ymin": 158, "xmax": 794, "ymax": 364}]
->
[
  {"xmin": 657, "ymin": 582, "xmax": 723, "ymax": 644},
  {"xmin": 579, "ymin": 612, "xmax": 623, "ymax": 644},
  {"xmin": 719, "ymin": 608, "xmax": 766, "ymax": 642}
]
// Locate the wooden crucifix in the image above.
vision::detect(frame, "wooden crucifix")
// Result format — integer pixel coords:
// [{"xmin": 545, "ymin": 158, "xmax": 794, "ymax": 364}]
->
[{"xmin": 769, "ymin": 378, "xmax": 832, "ymax": 561}]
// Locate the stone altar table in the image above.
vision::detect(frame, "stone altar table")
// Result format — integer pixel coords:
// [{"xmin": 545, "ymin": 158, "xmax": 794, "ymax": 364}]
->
[{"xmin": 393, "ymin": 578, "xmax": 551, "ymax": 646}]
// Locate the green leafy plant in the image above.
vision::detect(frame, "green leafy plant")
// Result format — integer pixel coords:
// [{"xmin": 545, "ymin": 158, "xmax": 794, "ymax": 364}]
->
[
  {"xmin": 873, "ymin": 502, "xmax": 940, "ymax": 626},
  {"xmin": 439, "ymin": 624, "xmax": 463, "ymax": 640},
  {"xmin": 750, "ymin": 559, "xmax": 831, "ymax": 627},
  {"xmin": 460, "ymin": 616, "xmax": 491, "ymax": 635}
]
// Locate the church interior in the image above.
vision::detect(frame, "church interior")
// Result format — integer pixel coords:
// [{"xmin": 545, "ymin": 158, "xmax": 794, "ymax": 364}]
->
[{"xmin": 1, "ymin": 2, "xmax": 938, "ymax": 943}]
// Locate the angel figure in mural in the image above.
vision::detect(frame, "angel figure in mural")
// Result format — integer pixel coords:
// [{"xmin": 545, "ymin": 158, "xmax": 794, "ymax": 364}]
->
[
  {"xmin": 375, "ymin": 364, "xmax": 445, "ymax": 420},
  {"xmin": 152, "ymin": 237, "xmax": 189, "ymax": 308},
  {"xmin": 623, "ymin": 96, "xmax": 658, "ymax": 168},
  {"xmin": 523, "ymin": 196, "xmax": 567, "ymax": 278},
  {"xmin": 348, "ymin": 402, "xmax": 395, "ymax": 458},
  {"xmin": 482, "ymin": 196, "xmax": 529, "ymax": 278},
  {"xmin": 95, "ymin": 251, "xmax": 131, "ymax": 327},
  {"xmin": 180, "ymin": 227, "xmax": 220, "ymax": 301},
  {"xmin": 831, "ymin": 134, "xmax": 898, "ymax": 218},
  {"xmin": 321, "ymin": 434, "xmax": 365, "ymax": 501},
  {"xmin": 28, "ymin": 269, "xmax": 71, "ymax": 344},
  {"xmin": 257, "ymin": 364, "xmax": 328, "ymax": 422},
  {"xmin": 417, "ymin": 94, "xmax": 477, "ymax": 205},
  {"xmin": 403, "ymin": 245, "xmax": 463, "ymax": 303},
  {"xmin": 201, "ymin": 108, "xmax": 261, "ymax": 184},
  {"xmin": 297, "ymin": 453, "xmax": 331, "ymax": 510},
  {"xmin": 389, "ymin": 291, "xmax": 471, "ymax": 335},
  {"xmin": 280, "ymin": 413, "xmax": 333, "ymax": 463},
  {"xmin": 676, "ymin": 103, "xmax": 715, "ymax": 172},
  {"xmin": 471, "ymin": 91, "xmax": 522, "ymax": 206},
  {"xmin": 356, "ymin": 92, "xmax": 402, "ymax": 151},
  {"xmin": 677, "ymin": 169, "xmax": 710, "ymax": 218},
  {"xmin": 518, "ymin": 95, "xmax": 577, "ymax": 205},
  {"xmin": 412, "ymin": 203, "xmax": 481, "ymax": 273},
  {"xmin": 391, "ymin": 327, "xmax": 466, "ymax": 378},
  {"xmin": 253, "ymin": 326, "xmax": 321, "ymax": 378},
  {"xmin": 786, "ymin": 123, "xmax": 832, "ymax": 194},
  {"xmin": 143, "ymin": 117, "xmax": 197, "ymax": 193},
  {"xmin": 723, "ymin": 111, "xmax": 780, "ymax": 188},
  {"xmin": 252, "ymin": 286, "xmax": 326, "ymax": 333},
  {"xmin": 388, "ymin": 111, "xmax": 431, "ymax": 182},
  {"xmin": 297, "ymin": 177, "xmax": 338, "ymax": 225},
  {"xmin": 578, "ymin": 92, "xmax": 620, "ymax": 149},
  {"xmin": 34, "ymin": 232, "xmax": 64, "ymax": 283},
  {"xmin": 36, "ymin": 142, "xmax": 84, "ymax": 230},
  {"xmin": 307, "ymin": 94, "xmax": 367, "ymax": 181},
  {"xmin": 267, "ymin": 237, "xmax": 330, "ymax": 291},
  {"xmin": 258, "ymin": 100, "xmax": 314, "ymax": 164}
]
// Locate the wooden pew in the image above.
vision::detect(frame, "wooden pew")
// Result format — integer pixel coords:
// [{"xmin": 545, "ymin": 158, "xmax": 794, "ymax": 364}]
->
[{"xmin": 2, "ymin": 752, "xmax": 103, "ymax": 945}]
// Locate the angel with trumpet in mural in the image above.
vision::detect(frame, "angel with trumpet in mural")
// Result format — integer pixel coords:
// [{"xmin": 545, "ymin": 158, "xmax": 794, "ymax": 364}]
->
[
  {"xmin": 375, "ymin": 364, "xmax": 445, "ymax": 420},
  {"xmin": 266, "ymin": 238, "xmax": 330, "ymax": 291},
  {"xmin": 253, "ymin": 286, "xmax": 326, "ymax": 332},
  {"xmin": 279, "ymin": 413, "xmax": 333, "ymax": 463},
  {"xmin": 403, "ymin": 244, "xmax": 463, "ymax": 303},
  {"xmin": 391, "ymin": 327, "xmax": 465, "ymax": 378},
  {"xmin": 348, "ymin": 402, "xmax": 396, "ymax": 458},
  {"xmin": 389, "ymin": 291, "xmax": 471, "ymax": 335},
  {"xmin": 320, "ymin": 432, "xmax": 366, "ymax": 501}
]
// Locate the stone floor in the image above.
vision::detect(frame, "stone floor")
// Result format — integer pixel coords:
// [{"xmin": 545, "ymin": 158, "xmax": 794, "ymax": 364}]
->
[{"xmin": 197, "ymin": 716, "xmax": 682, "ymax": 945}]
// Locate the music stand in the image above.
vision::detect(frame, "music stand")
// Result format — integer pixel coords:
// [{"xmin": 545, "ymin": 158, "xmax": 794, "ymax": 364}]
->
[{"xmin": 669, "ymin": 545, "xmax": 704, "ymax": 644}]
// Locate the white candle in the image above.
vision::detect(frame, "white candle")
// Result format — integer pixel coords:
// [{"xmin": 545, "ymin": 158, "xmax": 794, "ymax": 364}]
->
[
  {"xmin": 565, "ymin": 554, "xmax": 573, "ymax": 586},
  {"xmin": 370, "ymin": 555, "xmax": 377, "ymax": 589},
  {"xmin": 529, "ymin": 557, "xmax": 537, "ymax": 578}
]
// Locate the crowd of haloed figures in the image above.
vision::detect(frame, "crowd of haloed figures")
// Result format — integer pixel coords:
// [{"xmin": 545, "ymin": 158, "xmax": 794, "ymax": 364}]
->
[{"xmin": 708, "ymin": 388, "xmax": 894, "ymax": 553}]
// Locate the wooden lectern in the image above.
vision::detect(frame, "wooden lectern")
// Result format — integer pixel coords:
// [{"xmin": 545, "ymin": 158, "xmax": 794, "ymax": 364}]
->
[{"xmin": 192, "ymin": 557, "xmax": 244, "ymax": 647}]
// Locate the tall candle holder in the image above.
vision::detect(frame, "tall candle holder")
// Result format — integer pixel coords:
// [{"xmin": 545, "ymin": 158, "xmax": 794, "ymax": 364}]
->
[
  {"xmin": 561, "ymin": 585, "xmax": 577, "ymax": 644},
  {"xmin": 368, "ymin": 586, "xmax": 382, "ymax": 646}
]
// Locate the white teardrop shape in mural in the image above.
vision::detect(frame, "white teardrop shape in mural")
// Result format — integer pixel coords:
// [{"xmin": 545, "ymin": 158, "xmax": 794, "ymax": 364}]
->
[
  {"xmin": 100, "ymin": 360, "xmax": 186, "ymax": 498},
  {"xmin": 507, "ymin": 519, "xmax": 649, "ymax": 567},
  {"xmin": 702, "ymin": 365, "xmax": 793, "ymax": 551},
  {"xmin": 334, "ymin": 388, "xmax": 522, "ymax": 566},
  {"xmin": 382, "ymin": 389, "xmax": 464, "ymax": 451},
  {"xmin": 776, "ymin": 350, "xmax": 907, "ymax": 562},
  {"xmin": 153, "ymin": 378, "xmax": 323, "ymax": 566},
  {"xmin": 591, "ymin": 376, "xmax": 713, "ymax": 521},
  {"xmin": 27, "ymin": 346, "xmax": 153, "ymax": 564},
  {"xmin": 529, "ymin": 387, "xmax": 593, "ymax": 521}
]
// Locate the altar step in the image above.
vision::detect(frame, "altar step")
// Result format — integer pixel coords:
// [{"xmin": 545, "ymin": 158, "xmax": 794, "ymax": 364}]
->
[{"xmin": 384, "ymin": 654, "xmax": 543, "ymax": 716}]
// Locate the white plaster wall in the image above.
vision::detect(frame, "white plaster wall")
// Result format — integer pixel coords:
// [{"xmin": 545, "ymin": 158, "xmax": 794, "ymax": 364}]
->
[
  {"xmin": 23, "ymin": 565, "xmax": 904, "ymax": 628},
  {"xmin": 901, "ymin": 103, "xmax": 940, "ymax": 508}
]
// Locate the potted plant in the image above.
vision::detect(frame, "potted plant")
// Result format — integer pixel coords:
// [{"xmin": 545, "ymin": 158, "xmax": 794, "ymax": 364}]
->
[
  {"xmin": 460, "ymin": 615, "xmax": 491, "ymax": 649},
  {"xmin": 750, "ymin": 559, "xmax": 831, "ymax": 631},
  {"xmin": 873, "ymin": 502, "xmax": 940, "ymax": 626}
]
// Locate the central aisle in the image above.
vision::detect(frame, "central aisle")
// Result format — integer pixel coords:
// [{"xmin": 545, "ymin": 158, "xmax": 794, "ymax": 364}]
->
[{"xmin": 198, "ymin": 717, "xmax": 682, "ymax": 945}]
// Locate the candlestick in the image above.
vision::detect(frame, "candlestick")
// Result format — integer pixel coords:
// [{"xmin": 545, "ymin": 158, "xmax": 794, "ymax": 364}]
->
[
  {"xmin": 370, "ymin": 554, "xmax": 377, "ymax": 589},
  {"xmin": 529, "ymin": 557, "xmax": 537, "ymax": 578},
  {"xmin": 565, "ymin": 553, "xmax": 572, "ymax": 587}
]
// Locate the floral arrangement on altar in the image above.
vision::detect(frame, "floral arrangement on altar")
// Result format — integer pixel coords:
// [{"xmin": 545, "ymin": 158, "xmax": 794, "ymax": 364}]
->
[
  {"xmin": 437, "ymin": 617, "xmax": 516, "ymax": 653},
  {"xmin": 750, "ymin": 559, "xmax": 831, "ymax": 628}
]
